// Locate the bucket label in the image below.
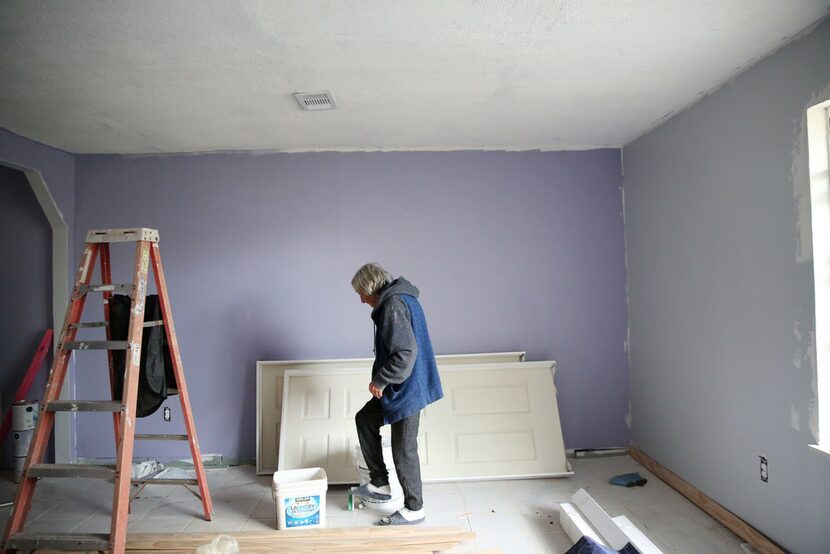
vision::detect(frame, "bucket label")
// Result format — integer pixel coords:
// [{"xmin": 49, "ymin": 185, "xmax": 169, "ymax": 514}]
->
[
  {"xmin": 284, "ymin": 495, "xmax": 320, "ymax": 527},
  {"xmin": 13, "ymin": 430, "xmax": 34, "ymax": 457},
  {"xmin": 12, "ymin": 401, "xmax": 39, "ymax": 431}
]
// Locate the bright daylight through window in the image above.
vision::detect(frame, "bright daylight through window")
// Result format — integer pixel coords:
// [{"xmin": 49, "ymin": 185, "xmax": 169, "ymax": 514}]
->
[{"xmin": 808, "ymin": 98, "xmax": 830, "ymax": 453}]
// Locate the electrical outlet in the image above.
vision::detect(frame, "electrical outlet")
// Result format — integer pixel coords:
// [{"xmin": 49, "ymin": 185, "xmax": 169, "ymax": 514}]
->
[
  {"xmin": 163, "ymin": 406, "xmax": 171, "ymax": 422},
  {"xmin": 759, "ymin": 455, "xmax": 768, "ymax": 482}
]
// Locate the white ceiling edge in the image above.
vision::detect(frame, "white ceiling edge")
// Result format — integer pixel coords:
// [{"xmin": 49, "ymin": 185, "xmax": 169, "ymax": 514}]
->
[{"xmin": 100, "ymin": 144, "xmax": 619, "ymax": 159}]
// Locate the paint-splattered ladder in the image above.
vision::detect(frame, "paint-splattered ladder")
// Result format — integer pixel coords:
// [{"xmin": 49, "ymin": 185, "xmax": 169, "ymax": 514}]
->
[{"xmin": 2, "ymin": 228, "xmax": 213, "ymax": 554}]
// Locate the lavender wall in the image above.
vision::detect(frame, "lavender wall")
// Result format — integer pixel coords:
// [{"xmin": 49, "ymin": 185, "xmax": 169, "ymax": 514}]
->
[
  {"xmin": 0, "ymin": 165, "xmax": 52, "ymax": 467},
  {"xmin": 0, "ymin": 128, "xmax": 75, "ymax": 233},
  {"xmin": 74, "ymin": 149, "xmax": 628, "ymax": 461},
  {"xmin": 0, "ymin": 128, "xmax": 75, "ymax": 464}
]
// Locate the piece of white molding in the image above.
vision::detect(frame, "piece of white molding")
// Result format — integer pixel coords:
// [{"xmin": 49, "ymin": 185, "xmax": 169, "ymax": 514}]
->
[
  {"xmin": 559, "ymin": 502, "xmax": 607, "ymax": 546},
  {"xmin": 560, "ymin": 488, "xmax": 664, "ymax": 553},
  {"xmin": 572, "ymin": 488, "xmax": 630, "ymax": 550},
  {"xmin": 612, "ymin": 515, "xmax": 663, "ymax": 554}
]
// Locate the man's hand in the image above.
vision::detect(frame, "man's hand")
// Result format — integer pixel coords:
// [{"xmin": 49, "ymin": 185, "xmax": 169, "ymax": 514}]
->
[{"xmin": 369, "ymin": 382, "xmax": 383, "ymax": 399}]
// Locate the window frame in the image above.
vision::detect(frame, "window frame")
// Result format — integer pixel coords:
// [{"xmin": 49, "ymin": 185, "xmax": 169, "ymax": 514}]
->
[{"xmin": 807, "ymin": 98, "xmax": 830, "ymax": 454}]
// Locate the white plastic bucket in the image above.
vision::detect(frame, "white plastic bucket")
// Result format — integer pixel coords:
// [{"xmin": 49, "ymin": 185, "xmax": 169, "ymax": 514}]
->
[
  {"xmin": 12, "ymin": 400, "xmax": 38, "ymax": 431},
  {"xmin": 13, "ymin": 429, "xmax": 33, "ymax": 457},
  {"xmin": 13, "ymin": 456, "xmax": 26, "ymax": 483},
  {"xmin": 271, "ymin": 467, "xmax": 327, "ymax": 530},
  {"xmin": 353, "ymin": 441, "xmax": 404, "ymax": 513}
]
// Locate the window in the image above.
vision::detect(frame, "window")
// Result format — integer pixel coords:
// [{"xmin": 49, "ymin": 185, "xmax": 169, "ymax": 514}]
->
[{"xmin": 808, "ymin": 98, "xmax": 830, "ymax": 452}]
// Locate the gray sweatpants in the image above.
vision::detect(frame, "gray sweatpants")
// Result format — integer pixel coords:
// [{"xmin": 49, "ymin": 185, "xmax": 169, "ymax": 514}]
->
[{"xmin": 355, "ymin": 397, "xmax": 423, "ymax": 511}]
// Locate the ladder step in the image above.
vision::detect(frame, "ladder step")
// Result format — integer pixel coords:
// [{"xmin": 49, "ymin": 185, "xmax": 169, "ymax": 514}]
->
[
  {"xmin": 69, "ymin": 321, "xmax": 109, "ymax": 329},
  {"xmin": 29, "ymin": 463, "xmax": 116, "ymax": 479},
  {"xmin": 62, "ymin": 340, "xmax": 129, "ymax": 350},
  {"xmin": 69, "ymin": 320, "xmax": 163, "ymax": 329},
  {"xmin": 132, "ymin": 478, "xmax": 198, "ymax": 486},
  {"xmin": 86, "ymin": 227, "xmax": 159, "ymax": 243},
  {"xmin": 75, "ymin": 283, "xmax": 135, "ymax": 295},
  {"xmin": 46, "ymin": 401, "xmax": 122, "ymax": 412},
  {"xmin": 135, "ymin": 433, "xmax": 189, "ymax": 441},
  {"xmin": 5, "ymin": 532, "xmax": 110, "ymax": 551}
]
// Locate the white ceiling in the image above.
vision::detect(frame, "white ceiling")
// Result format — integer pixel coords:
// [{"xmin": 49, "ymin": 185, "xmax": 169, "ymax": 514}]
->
[{"xmin": 1, "ymin": 1, "xmax": 828, "ymax": 155}]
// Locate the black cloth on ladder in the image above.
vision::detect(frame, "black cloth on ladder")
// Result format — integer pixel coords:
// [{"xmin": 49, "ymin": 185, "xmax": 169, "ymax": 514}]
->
[{"xmin": 109, "ymin": 294, "xmax": 177, "ymax": 417}]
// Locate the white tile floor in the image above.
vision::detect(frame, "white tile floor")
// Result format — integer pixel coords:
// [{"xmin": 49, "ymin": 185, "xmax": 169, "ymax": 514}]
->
[{"xmin": 0, "ymin": 455, "xmax": 748, "ymax": 553}]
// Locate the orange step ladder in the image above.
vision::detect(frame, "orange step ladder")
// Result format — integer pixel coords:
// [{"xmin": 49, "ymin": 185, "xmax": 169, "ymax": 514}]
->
[{"xmin": 2, "ymin": 228, "xmax": 213, "ymax": 554}]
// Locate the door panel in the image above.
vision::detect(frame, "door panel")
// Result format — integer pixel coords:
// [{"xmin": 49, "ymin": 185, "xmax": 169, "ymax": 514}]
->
[{"xmin": 279, "ymin": 361, "xmax": 569, "ymax": 483}]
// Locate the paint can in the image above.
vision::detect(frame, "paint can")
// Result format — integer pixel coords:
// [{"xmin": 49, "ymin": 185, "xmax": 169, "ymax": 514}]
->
[
  {"xmin": 13, "ymin": 429, "xmax": 34, "ymax": 457},
  {"xmin": 12, "ymin": 400, "xmax": 39, "ymax": 431},
  {"xmin": 13, "ymin": 456, "xmax": 26, "ymax": 483}
]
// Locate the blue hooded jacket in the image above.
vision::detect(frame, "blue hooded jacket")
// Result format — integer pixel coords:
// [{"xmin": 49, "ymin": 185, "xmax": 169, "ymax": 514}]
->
[{"xmin": 370, "ymin": 277, "xmax": 443, "ymax": 424}]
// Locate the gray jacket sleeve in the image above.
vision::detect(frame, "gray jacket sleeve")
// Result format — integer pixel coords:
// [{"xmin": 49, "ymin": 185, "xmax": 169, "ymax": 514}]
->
[{"xmin": 372, "ymin": 297, "xmax": 418, "ymax": 389}]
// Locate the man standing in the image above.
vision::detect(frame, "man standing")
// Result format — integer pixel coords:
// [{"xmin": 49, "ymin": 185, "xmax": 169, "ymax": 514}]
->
[{"xmin": 351, "ymin": 262, "xmax": 443, "ymax": 526}]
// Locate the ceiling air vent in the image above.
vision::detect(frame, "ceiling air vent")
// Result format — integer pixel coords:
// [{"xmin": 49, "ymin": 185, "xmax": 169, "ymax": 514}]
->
[{"xmin": 294, "ymin": 91, "xmax": 337, "ymax": 111}]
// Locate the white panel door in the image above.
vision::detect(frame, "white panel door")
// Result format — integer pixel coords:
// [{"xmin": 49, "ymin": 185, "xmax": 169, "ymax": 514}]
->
[
  {"xmin": 257, "ymin": 352, "xmax": 526, "ymax": 474},
  {"xmin": 278, "ymin": 361, "xmax": 570, "ymax": 483},
  {"xmin": 421, "ymin": 363, "xmax": 568, "ymax": 480},
  {"xmin": 257, "ymin": 357, "xmax": 374, "ymax": 474},
  {"xmin": 279, "ymin": 370, "xmax": 373, "ymax": 480}
]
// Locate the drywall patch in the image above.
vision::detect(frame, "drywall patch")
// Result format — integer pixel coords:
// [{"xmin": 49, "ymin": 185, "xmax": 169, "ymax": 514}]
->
[
  {"xmin": 791, "ymin": 405, "xmax": 801, "ymax": 431},
  {"xmin": 794, "ymin": 322, "xmax": 804, "ymax": 369}
]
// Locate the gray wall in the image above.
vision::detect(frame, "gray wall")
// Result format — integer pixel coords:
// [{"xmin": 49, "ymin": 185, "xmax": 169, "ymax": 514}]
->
[
  {"xmin": 73, "ymin": 149, "xmax": 630, "ymax": 461},
  {"xmin": 623, "ymin": 18, "xmax": 830, "ymax": 553}
]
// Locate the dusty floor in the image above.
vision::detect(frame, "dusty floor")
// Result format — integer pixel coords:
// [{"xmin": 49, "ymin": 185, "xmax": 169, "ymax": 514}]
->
[{"xmin": 0, "ymin": 454, "xmax": 747, "ymax": 553}]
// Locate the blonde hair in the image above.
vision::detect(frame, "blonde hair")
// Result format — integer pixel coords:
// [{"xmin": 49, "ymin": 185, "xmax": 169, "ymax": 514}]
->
[{"xmin": 351, "ymin": 263, "xmax": 392, "ymax": 296}]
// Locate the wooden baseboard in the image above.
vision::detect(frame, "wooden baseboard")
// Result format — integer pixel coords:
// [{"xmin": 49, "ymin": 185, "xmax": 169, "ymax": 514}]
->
[{"xmin": 629, "ymin": 447, "xmax": 786, "ymax": 554}]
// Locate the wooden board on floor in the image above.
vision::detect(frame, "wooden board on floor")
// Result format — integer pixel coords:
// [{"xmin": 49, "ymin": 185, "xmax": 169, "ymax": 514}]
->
[{"xmin": 125, "ymin": 526, "xmax": 475, "ymax": 552}]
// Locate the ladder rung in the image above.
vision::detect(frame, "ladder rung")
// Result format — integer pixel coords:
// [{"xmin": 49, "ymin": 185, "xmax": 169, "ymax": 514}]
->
[
  {"xmin": 68, "ymin": 320, "xmax": 163, "ymax": 329},
  {"xmin": 62, "ymin": 340, "xmax": 129, "ymax": 350},
  {"xmin": 135, "ymin": 434, "xmax": 189, "ymax": 441},
  {"xmin": 131, "ymin": 478, "xmax": 198, "ymax": 486},
  {"xmin": 46, "ymin": 401, "xmax": 122, "ymax": 412},
  {"xmin": 5, "ymin": 532, "xmax": 110, "ymax": 551},
  {"xmin": 75, "ymin": 283, "xmax": 135, "ymax": 295},
  {"xmin": 28, "ymin": 463, "xmax": 116, "ymax": 479},
  {"xmin": 69, "ymin": 321, "xmax": 109, "ymax": 329}
]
